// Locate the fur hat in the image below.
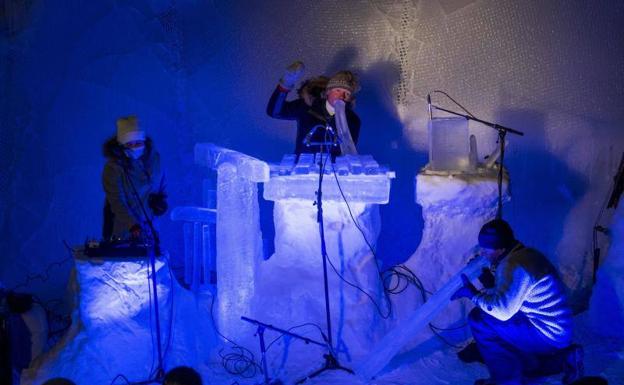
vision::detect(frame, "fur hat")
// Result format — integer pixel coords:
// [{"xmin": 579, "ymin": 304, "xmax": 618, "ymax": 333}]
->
[
  {"xmin": 478, "ymin": 219, "xmax": 516, "ymax": 250},
  {"xmin": 326, "ymin": 71, "xmax": 359, "ymax": 94},
  {"xmin": 298, "ymin": 76, "xmax": 329, "ymax": 106},
  {"xmin": 116, "ymin": 115, "xmax": 145, "ymax": 145}
]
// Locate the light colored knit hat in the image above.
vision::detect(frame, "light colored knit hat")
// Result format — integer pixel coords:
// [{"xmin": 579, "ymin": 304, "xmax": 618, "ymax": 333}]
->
[
  {"xmin": 116, "ymin": 115, "xmax": 145, "ymax": 145},
  {"xmin": 325, "ymin": 71, "xmax": 359, "ymax": 94}
]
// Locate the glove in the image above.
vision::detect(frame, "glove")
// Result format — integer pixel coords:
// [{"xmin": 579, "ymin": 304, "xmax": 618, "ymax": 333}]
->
[
  {"xmin": 451, "ymin": 274, "xmax": 479, "ymax": 301},
  {"xmin": 129, "ymin": 224, "xmax": 142, "ymax": 240},
  {"xmin": 279, "ymin": 61, "xmax": 305, "ymax": 89},
  {"xmin": 148, "ymin": 192, "xmax": 168, "ymax": 216},
  {"xmin": 478, "ymin": 267, "xmax": 496, "ymax": 288}
]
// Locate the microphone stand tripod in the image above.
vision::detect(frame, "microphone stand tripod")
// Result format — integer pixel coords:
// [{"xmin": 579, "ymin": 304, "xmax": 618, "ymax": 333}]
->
[
  {"xmin": 241, "ymin": 316, "xmax": 327, "ymax": 385},
  {"xmin": 124, "ymin": 168, "xmax": 166, "ymax": 384},
  {"xmin": 296, "ymin": 129, "xmax": 353, "ymax": 384},
  {"xmin": 429, "ymin": 100, "xmax": 524, "ymax": 218}
]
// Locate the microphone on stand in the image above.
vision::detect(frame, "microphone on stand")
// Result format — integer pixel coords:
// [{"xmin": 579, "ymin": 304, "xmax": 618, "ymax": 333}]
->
[
  {"xmin": 325, "ymin": 124, "xmax": 340, "ymax": 147},
  {"xmin": 303, "ymin": 125, "xmax": 322, "ymax": 147},
  {"xmin": 427, "ymin": 93, "xmax": 433, "ymax": 120}
]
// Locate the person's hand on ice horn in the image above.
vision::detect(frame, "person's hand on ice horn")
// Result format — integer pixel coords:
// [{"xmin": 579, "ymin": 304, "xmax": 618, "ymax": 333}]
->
[{"xmin": 451, "ymin": 274, "xmax": 478, "ymax": 300}]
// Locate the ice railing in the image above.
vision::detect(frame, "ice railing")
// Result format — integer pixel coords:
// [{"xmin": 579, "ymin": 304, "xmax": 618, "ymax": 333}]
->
[
  {"xmin": 170, "ymin": 144, "xmax": 269, "ymax": 292},
  {"xmin": 195, "ymin": 143, "xmax": 270, "ymax": 183}
]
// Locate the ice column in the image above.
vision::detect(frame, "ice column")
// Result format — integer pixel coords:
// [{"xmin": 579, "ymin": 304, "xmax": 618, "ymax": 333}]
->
[{"xmin": 194, "ymin": 143, "xmax": 269, "ymax": 339}]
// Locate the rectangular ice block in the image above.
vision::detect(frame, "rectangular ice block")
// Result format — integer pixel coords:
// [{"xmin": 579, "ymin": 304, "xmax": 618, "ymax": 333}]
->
[{"xmin": 428, "ymin": 117, "xmax": 470, "ymax": 172}]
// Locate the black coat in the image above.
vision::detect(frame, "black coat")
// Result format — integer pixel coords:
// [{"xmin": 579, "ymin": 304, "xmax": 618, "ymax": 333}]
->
[
  {"xmin": 101, "ymin": 137, "xmax": 163, "ymax": 239},
  {"xmin": 266, "ymin": 86, "xmax": 361, "ymax": 157}
]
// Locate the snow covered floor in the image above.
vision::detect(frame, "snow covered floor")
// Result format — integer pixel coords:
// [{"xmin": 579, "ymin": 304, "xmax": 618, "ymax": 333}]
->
[
  {"xmin": 197, "ymin": 311, "xmax": 622, "ymax": 385},
  {"xmin": 368, "ymin": 318, "xmax": 623, "ymax": 385},
  {"xmin": 23, "ymin": 260, "xmax": 623, "ymax": 385}
]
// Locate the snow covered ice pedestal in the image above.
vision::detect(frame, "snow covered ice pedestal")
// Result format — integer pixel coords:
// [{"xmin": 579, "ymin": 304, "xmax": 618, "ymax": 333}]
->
[
  {"xmin": 250, "ymin": 155, "xmax": 394, "ymax": 376},
  {"xmin": 21, "ymin": 252, "xmax": 217, "ymax": 385},
  {"xmin": 393, "ymin": 169, "xmax": 509, "ymax": 350},
  {"xmin": 354, "ymin": 168, "xmax": 508, "ymax": 381}
]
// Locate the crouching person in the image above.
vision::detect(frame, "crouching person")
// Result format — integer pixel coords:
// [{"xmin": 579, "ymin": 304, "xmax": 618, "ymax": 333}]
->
[{"xmin": 452, "ymin": 219, "xmax": 583, "ymax": 385}]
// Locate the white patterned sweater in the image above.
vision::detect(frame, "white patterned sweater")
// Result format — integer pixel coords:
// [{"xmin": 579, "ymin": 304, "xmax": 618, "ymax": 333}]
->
[{"xmin": 472, "ymin": 244, "xmax": 573, "ymax": 348}]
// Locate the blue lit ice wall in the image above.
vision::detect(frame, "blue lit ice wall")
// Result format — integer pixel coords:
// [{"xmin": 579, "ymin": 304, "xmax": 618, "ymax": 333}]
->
[{"xmin": 1, "ymin": 1, "xmax": 623, "ymax": 307}]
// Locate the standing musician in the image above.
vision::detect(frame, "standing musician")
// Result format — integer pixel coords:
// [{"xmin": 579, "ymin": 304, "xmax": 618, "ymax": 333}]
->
[
  {"xmin": 102, "ymin": 116, "xmax": 167, "ymax": 241},
  {"xmin": 267, "ymin": 61, "xmax": 361, "ymax": 159}
]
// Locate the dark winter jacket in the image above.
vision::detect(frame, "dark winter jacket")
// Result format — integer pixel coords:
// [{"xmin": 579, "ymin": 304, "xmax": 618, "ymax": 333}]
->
[
  {"xmin": 102, "ymin": 137, "xmax": 163, "ymax": 239},
  {"xmin": 266, "ymin": 85, "xmax": 361, "ymax": 157}
]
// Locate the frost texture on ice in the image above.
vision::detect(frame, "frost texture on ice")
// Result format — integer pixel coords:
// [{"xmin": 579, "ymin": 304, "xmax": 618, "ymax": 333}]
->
[{"xmin": 21, "ymin": 252, "xmax": 216, "ymax": 385}]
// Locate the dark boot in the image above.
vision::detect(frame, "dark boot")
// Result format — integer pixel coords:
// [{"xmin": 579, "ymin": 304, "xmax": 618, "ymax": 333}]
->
[
  {"xmin": 562, "ymin": 344, "xmax": 584, "ymax": 385},
  {"xmin": 458, "ymin": 340, "xmax": 485, "ymax": 364}
]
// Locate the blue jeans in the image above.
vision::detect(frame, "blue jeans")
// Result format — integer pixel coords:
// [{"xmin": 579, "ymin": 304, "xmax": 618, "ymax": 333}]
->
[{"xmin": 468, "ymin": 307, "xmax": 560, "ymax": 385}]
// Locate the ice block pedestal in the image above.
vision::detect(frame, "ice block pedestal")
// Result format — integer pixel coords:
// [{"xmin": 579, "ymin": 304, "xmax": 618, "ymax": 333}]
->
[
  {"xmin": 399, "ymin": 169, "xmax": 509, "ymax": 345},
  {"xmin": 254, "ymin": 154, "xmax": 395, "ymax": 368},
  {"xmin": 21, "ymin": 252, "xmax": 216, "ymax": 385},
  {"xmin": 394, "ymin": 169, "xmax": 509, "ymax": 344},
  {"xmin": 408, "ymin": 169, "xmax": 508, "ymax": 273}
]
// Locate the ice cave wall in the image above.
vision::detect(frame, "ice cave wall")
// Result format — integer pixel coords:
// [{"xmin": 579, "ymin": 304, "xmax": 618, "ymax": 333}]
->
[{"xmin": 1, "ymin": 1, "xmax": 623, "ymax": 309}]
